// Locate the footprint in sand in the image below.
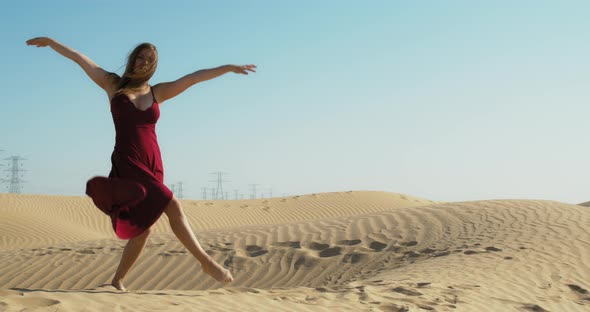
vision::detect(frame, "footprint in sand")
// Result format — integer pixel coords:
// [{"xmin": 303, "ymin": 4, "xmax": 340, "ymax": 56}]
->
[
  {"xmin": 342, "ymin": 252, "xmax": 366, "ymax": 264},
  {"xmin": 294, "ymin": 255, "xmax": 318, "ymax": 270},
  {"xmin": 521, "ymin": 304, "xmax": 549, "ymax": 312},
  {"xmin": 463, "ymin": 250, "xmax": 479, "ymax": 255},
  {"xmin": 567, "ymin": 284, "xmax": 589, "ymax": 295},
  {"xmin": 404, "ymin": 251, "xmax": 421, "ymax": 258},
  {"xmin": 208, "ymin": 244, "xmax": 233, "ymax": 252},
  {"xmin": 400, "ymin": 241, "xmax": 418, "ymax": 247},
  {"xmin": 448, "ymin": 284, "xmax": 481, "ymax": 290},
  {"xmin": 338, "ymin": 239, "xmax": 362, "ymax": 246},
  {"xmin": 273, "ymin": 241, "xmax": 301, "ymax": 249},
  {"xmin": 4, "ymin": 297, "xmax": 61, "ymax": 309},
  {"xmin": 432, "ymin": 251, "xmax": 451, "ymax": 257},
  {"xmin": 567, "ymin": 284, "xmax": 590, "ymax": 303},
  {"xmin": 377, "ymin": 303, "xmax": 410, "ymax": 312},
  {"xmin": 224, "ymin": 256, "xmax": 234, "ymax": 268},
  {"xmin": 391, "ymin": 286, "xmax": 423, "ymax": 296},
  {"xmin": 245, "ymin": 245, "xmax": 269, "ymax": 257},
  {"xmin": 309, "ymin": 242, "xmax": 330, "ymax": 251},
  {"xmin": 319, "ymin": 247, "xmax": 342, "ymax": 258},
  {"xmin": 294, "ymin": 257, "xmax": 305, "ymax": 269},
  {"xmin": 369, "ymin": 241, "xmax": 388, "ymax": 251},
  {"xmin": 388, "ymin": 246, "xmax": 402, "ymax": 253},
  {"xmin": 485, "ymin": 246, "xmax": 502, "ymax": 252},
  {"xmin": 76, "ymin": 249, "xmax": 95, "ymax": 255}
]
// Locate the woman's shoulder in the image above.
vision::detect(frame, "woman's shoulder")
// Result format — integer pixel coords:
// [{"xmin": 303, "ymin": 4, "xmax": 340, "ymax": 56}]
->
[
  {"xmin": 107, "ymin": 72, "xmax": 122, "ymax": 84},
  {"xmin": 105, "ymin": 73, "xmax": 123, "ymax": 99}
]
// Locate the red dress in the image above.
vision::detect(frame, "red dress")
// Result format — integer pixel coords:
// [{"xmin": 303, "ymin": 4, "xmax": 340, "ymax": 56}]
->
[{"xmin": 86, "ymin": 88, "xmax": 173, "ymax": 239}]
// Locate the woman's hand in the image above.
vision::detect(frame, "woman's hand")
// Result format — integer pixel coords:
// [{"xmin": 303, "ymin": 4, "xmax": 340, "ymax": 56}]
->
[
  {"xmin": 25, "ymin": 37, "xmax": 115, "ymax": 93},
  {"xmin": 26, "ymin": 37, "xmax": 54, "ymax": 47},
  {"xmin": 229, "ymin": 64, "xmax": 257, "ymax": 75}
]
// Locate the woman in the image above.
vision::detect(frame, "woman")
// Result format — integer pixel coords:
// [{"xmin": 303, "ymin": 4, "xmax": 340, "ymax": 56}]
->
[{"xmin": 26, "ymin": 37, "xmax": 256, "ymax": 290}]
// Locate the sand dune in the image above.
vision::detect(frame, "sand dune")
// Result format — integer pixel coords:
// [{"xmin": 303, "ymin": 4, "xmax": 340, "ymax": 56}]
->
[{"xmin": 1, "ymin": 191, "xmax": 589, "ymax": 311}]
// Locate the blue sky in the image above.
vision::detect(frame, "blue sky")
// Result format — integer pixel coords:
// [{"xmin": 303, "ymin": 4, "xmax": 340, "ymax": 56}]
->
[{"xmin": 1, "ymin": 1, "xmax": 589, "ymax": 203}]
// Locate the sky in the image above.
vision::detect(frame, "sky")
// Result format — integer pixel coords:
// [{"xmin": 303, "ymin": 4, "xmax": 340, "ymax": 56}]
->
[{"xmin": 1, "ymin": 1, "xmax": 589, "ymax": 203}]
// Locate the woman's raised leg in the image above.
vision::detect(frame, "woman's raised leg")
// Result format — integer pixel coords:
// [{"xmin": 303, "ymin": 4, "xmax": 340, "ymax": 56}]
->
[{"xmin": 164, "ymin": 197, "xmax": 233, "ymax": 283}]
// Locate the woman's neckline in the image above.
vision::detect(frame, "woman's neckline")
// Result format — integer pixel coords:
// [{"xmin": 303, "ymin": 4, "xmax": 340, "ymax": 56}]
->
[{"xmin": 112, "ymin": 89, "xmax": 157, "ymax": 112}]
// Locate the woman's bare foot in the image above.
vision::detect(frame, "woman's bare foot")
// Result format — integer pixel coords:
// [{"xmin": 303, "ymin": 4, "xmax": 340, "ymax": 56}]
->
[
  {"xmin": 112, "ymin": 277, "xmax": 128, "ymax": 292},
  {"xmin": 201, "ymin": 259, "xmax": 234, "ymax": 283}
]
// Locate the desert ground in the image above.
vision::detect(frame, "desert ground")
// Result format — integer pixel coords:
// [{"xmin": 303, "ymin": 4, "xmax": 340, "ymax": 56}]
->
[{"xmin": 1, "ymin": 191, "xmax": 589, "ymax": 311}]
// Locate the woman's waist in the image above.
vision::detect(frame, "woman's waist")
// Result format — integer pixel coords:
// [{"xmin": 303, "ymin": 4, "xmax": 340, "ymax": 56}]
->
[
  {"xmin": 114, "ymin": 132, "xmax": 160, "ymax": 152},
  {"xmin": 112, "ymin": 143, "xmax": 162, "ymax": 164},
  {"xmin": 114, "ymin": 126, "xmax": 158, "ymax": 140},
  {"xmin": 114, "ymin": 138, "xmax": 159, "ymax": 151},
  {"xmin": 114, "ymin": 123, "xmax": 157, "ymax": 132}
]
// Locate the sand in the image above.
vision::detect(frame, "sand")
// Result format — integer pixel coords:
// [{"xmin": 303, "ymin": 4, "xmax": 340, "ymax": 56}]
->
[{"xmin": 1, "ymin": 191, "xmax": 589, "ymax": 311}]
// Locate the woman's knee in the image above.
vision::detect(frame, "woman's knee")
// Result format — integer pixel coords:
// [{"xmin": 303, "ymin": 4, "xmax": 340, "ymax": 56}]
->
[
  {"xmin": 142, "ymin": 227, "xmax": 152, "ymax": 236},
  {"xmin": 132, "ymin": 227, "xmax": 151, "ymax": 241},
  {"xmin": 164, "ymin": 197, "xmax": 184, "ymax": 219}
]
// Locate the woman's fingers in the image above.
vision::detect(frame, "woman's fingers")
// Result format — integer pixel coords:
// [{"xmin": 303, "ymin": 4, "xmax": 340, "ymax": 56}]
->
[
  {"xmin": 235, "ymin": 64, "xmax": 257, "ymax": 74},
  {"xmin": 26, "ymin": 37, "xmax": 49, "ymax": 47},
  {"xmin": 244, "ymin": 64, "xmax": 257, "ymax": 72}
]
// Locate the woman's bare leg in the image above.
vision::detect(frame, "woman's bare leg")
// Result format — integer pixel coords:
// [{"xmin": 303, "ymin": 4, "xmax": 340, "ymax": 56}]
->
[
  {"xmin": 164, "ymin": 197, "xmax": 233, "ymax": 283},
  {"xmin": 111, "ymin": 228, "xmax": 152, "ymax": 291}
]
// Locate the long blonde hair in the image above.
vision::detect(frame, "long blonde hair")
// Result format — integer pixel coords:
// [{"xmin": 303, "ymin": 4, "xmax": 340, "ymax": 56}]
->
[{"xmin": 112, "ymin": 43, "xmax": 158, "ymax": 93}]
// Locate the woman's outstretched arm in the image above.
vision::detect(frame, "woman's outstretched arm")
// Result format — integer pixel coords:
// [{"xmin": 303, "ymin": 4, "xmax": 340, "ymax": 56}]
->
[
  {"xmin": 153, "ymin": 64, "xmax": 256, "ymax": 103},
  {"xmin": 26, "ymin": 37, "xmax": 115, "ymax": 94}
]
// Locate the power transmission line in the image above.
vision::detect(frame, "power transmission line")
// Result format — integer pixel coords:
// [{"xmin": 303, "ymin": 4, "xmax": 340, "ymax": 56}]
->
[
  {"xmin": 249, "ymin": 184, "xmax": 259, "ymax": 199},
  {"xmin": 210, "ymin": 172, "xmax": 229, "ymax": 200},
  {"xmin": 170, "ymin": 182, "xmax": 184, "ymax": 199},
  {"xmin": 176, "ymin": 182, "xmax": 184, "ymax": 199},
  {"xmin": 0, "ymin": 150, "xmax": 3, "ymax": 192},
  {"xmin": 3, "ymin": 155, "xmax": 26, "ymax": 194}
]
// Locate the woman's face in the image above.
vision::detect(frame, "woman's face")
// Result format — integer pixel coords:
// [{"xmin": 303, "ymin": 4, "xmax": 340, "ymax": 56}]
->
[{"xmin": 133, "ymin": 48, "xmax": 156, "ymax": 74}]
